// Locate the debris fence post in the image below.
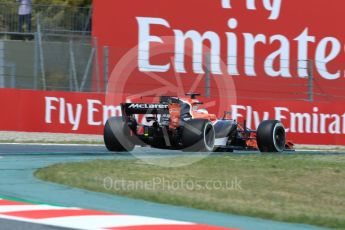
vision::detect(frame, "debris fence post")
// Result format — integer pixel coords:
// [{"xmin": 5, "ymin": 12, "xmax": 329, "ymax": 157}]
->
[
  {"xmin": 205, "ymin": 53, "xmax": 211, "ymax": 98},
  {"xmin": 80, "ymin": 47, "xmax": 95, "ymax": 92},
  {"xmin": 307, "ymin": 59, "xmax": 314, "ymax": 102},
  {"xmin": 93, "ymin": 37, "xmax": 100, "ymax": 93},
  {"xmin": 36, "ymin": 14, "xmax": 46, "ymax": 90},
  {"xmin": 69, "ymin": 40, "xmax": 79, "ymax": 91},
  {"xmin": 103, "ymin": 46, "xmax": 109, "ymax": 93}
]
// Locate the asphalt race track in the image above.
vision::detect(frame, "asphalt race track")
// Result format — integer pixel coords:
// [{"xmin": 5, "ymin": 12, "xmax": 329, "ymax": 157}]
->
[
  {"xmin": 0, "ymin": 144, "xmax": 332, "ymax": 230},
  {"xmin": 0, "ymin": 218, "xmax": 68, "ymax": 230}
]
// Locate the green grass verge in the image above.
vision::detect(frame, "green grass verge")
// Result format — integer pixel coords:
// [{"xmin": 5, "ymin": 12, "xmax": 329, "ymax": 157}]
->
[{"xmin": 35, "ymin": 154, "xmax": 345, "ymax": 229}]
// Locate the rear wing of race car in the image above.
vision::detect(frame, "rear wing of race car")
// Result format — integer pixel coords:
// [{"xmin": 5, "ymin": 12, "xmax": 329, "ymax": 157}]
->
[{"xmin": 121, "ymin": 103, "xmax": 170, "ymax": 115}]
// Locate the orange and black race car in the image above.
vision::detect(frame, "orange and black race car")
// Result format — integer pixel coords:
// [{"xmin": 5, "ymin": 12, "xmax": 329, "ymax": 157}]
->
[{"xmin": 104, "ymin": 93, "xmax": 294, "ymax": 152}]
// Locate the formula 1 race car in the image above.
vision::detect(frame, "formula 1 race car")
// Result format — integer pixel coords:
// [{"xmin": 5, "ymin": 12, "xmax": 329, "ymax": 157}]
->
[{"xmin": 104, "ymin": 93, "xmax": 293, "ymax": 152}]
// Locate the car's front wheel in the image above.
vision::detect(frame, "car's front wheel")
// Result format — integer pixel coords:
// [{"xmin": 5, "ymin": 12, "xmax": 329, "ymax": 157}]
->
[{"xmin": 257, "ymin": 120, "xmax": 286, "ymax": 153}]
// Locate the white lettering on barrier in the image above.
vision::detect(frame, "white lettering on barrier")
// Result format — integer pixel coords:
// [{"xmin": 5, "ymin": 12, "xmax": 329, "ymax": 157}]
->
[
  {"xmin": 87, "ymin": 99, "xmax": 102, "ymax": 126},
  {"xmin": 67, "ymin": 103, "xmax": 82, "ymax": 131},
  {"xmin": 230, "ymin": 105, "xmax": 246, "ymax": 121},
  {"xmin": 315, "ymin": 37, "xmax": 341, "ymax": 80},
  {"xmin": 174, "ymin": 30, "xmax": 221, "ymax": 74},
  {"xmin": 264, "ymin": 35, "xmax": 291, "ymax": 78},
  {"xmin": 45, "ymin": 97, "xmax": 123, "ymax": 131},
  {"xmin": 45, "ymin": 97, "xmax": 83, "ymax": 131},
  {"xmin": 44, "ymin": 97, "xmax": 345, "ymax": 135},
  {"xmin": 243, "ymin": 33, "xmax": 266, "ymax": 76},
  {"xmin": 59, "ymin": 97, "xmax": 66, "ymax": 124},
  {"xmin": 254, "ymin": 109, "xmax": 269, "ymax": 129},
  {"xmin": 103, "ymin": 105, "xmax": 121, "ymax": 125},
  {"xmin": 290, "ymin": 113, "xmax": 312, "ymax": 133},
  {"xmin": 137, "ymin": 17, "xmax": 171, "ymax": 72},
  {"xmin": 231, "ymin": 105, "xmax": 345, "ymax": 135},
  {"xmin": 221, "ymin": 0, "xmax": 282, "ymax": 20},
  {"xmin": 275, "ymin": 107, "xmax": 289, "ymax": 131},
  {"xmin": 136, "ymin": 17, "xmax": 343, "ymax": 80},
  {"xmin": 136, "ymin": 1, "xmax": 343, "ymax": 81},
  {"xmin": 45, "ymin": 97, "xmax": 59, "ymax": 124}
]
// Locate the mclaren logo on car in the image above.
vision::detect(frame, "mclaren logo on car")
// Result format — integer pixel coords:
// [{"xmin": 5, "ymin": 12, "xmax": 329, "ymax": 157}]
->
[{"xmin": 128, "ymin": 104, "xmax": 169, "ymax": 109}]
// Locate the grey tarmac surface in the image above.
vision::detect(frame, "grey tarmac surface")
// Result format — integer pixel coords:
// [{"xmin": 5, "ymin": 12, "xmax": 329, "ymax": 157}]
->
[{"xmin": 0, "ymin": 144, "xmax": 334, "ymax": 230}]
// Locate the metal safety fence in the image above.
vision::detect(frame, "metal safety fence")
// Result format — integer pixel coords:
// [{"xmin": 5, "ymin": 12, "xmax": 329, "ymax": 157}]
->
[
  {"xmin": 0, "ymin": 36, "xmax": 96, "ymax": 92},
  {"xmin": 1, "ymin": 34, "xmax": 344, "ymax": 103},
  {"xmin": 0, "ymin": 38, "xmax": 329, "ymax": 101}
]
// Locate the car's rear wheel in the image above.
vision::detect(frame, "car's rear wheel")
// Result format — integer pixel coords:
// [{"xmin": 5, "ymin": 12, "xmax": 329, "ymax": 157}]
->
[
  {"xmin": 181, "ymin": 119, "xmax": 215, "ymax": 152},
  {"xmin": 104, "ymin": 117, "xmax": 135, "ymax": 152},
  {"xmin": 257, "ymin": 120, "xmax": 285, "ymax": 153}
]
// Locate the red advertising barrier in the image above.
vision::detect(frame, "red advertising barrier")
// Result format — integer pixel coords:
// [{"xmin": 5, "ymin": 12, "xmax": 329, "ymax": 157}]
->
[
  {"xmin": 235, "ymin": 100, "xmax": 345, "ymax": 145},
  {"xmin": 87, "ymin": 0, "xmax": 345, "ymax": 146},
  {"xmin": 92, "ymin": 0, "xmax": 345, "ymax": 102},
  {"xmin": 1, "ymin": 89, "xmax": 345, "ymax": 145},
  {"xmin": 0, "ymin": 89, "xmax": 107, "ymax": 134}
]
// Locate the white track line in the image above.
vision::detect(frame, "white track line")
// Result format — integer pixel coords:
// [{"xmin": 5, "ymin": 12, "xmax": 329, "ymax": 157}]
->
[
  {"xmin": 39, "ymin": 215, "xmax": 192, "ymax": 230},
  {"xmin": 0, "ymin": 205, "xmax": 80, "ymax": 213},
  {"xmin": 295, "ymin": 149, "xmax": 345, "ymax": 152}
]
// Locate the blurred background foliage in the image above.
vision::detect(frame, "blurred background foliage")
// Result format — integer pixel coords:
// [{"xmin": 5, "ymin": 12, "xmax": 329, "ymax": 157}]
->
[
  {"xmin": 2, "ymin": 0, "xmax": 92, "ymax": 7},
  {"xmin": 0, "ymin": 0, "xmax": 92, "ymax": 33}
]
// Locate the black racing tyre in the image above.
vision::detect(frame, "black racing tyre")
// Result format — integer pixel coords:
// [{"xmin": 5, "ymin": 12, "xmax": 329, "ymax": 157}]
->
[
  {"xmin": 257, "ymin": 120, "xmax": 286, "ymax": 153},
  {"xmin": 104, "ymin": 117, "xmax": 135, "ymax": 152},
  {"xmin": 181, "ymin": 119, "xmax": 215, "ymax": 152}
]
